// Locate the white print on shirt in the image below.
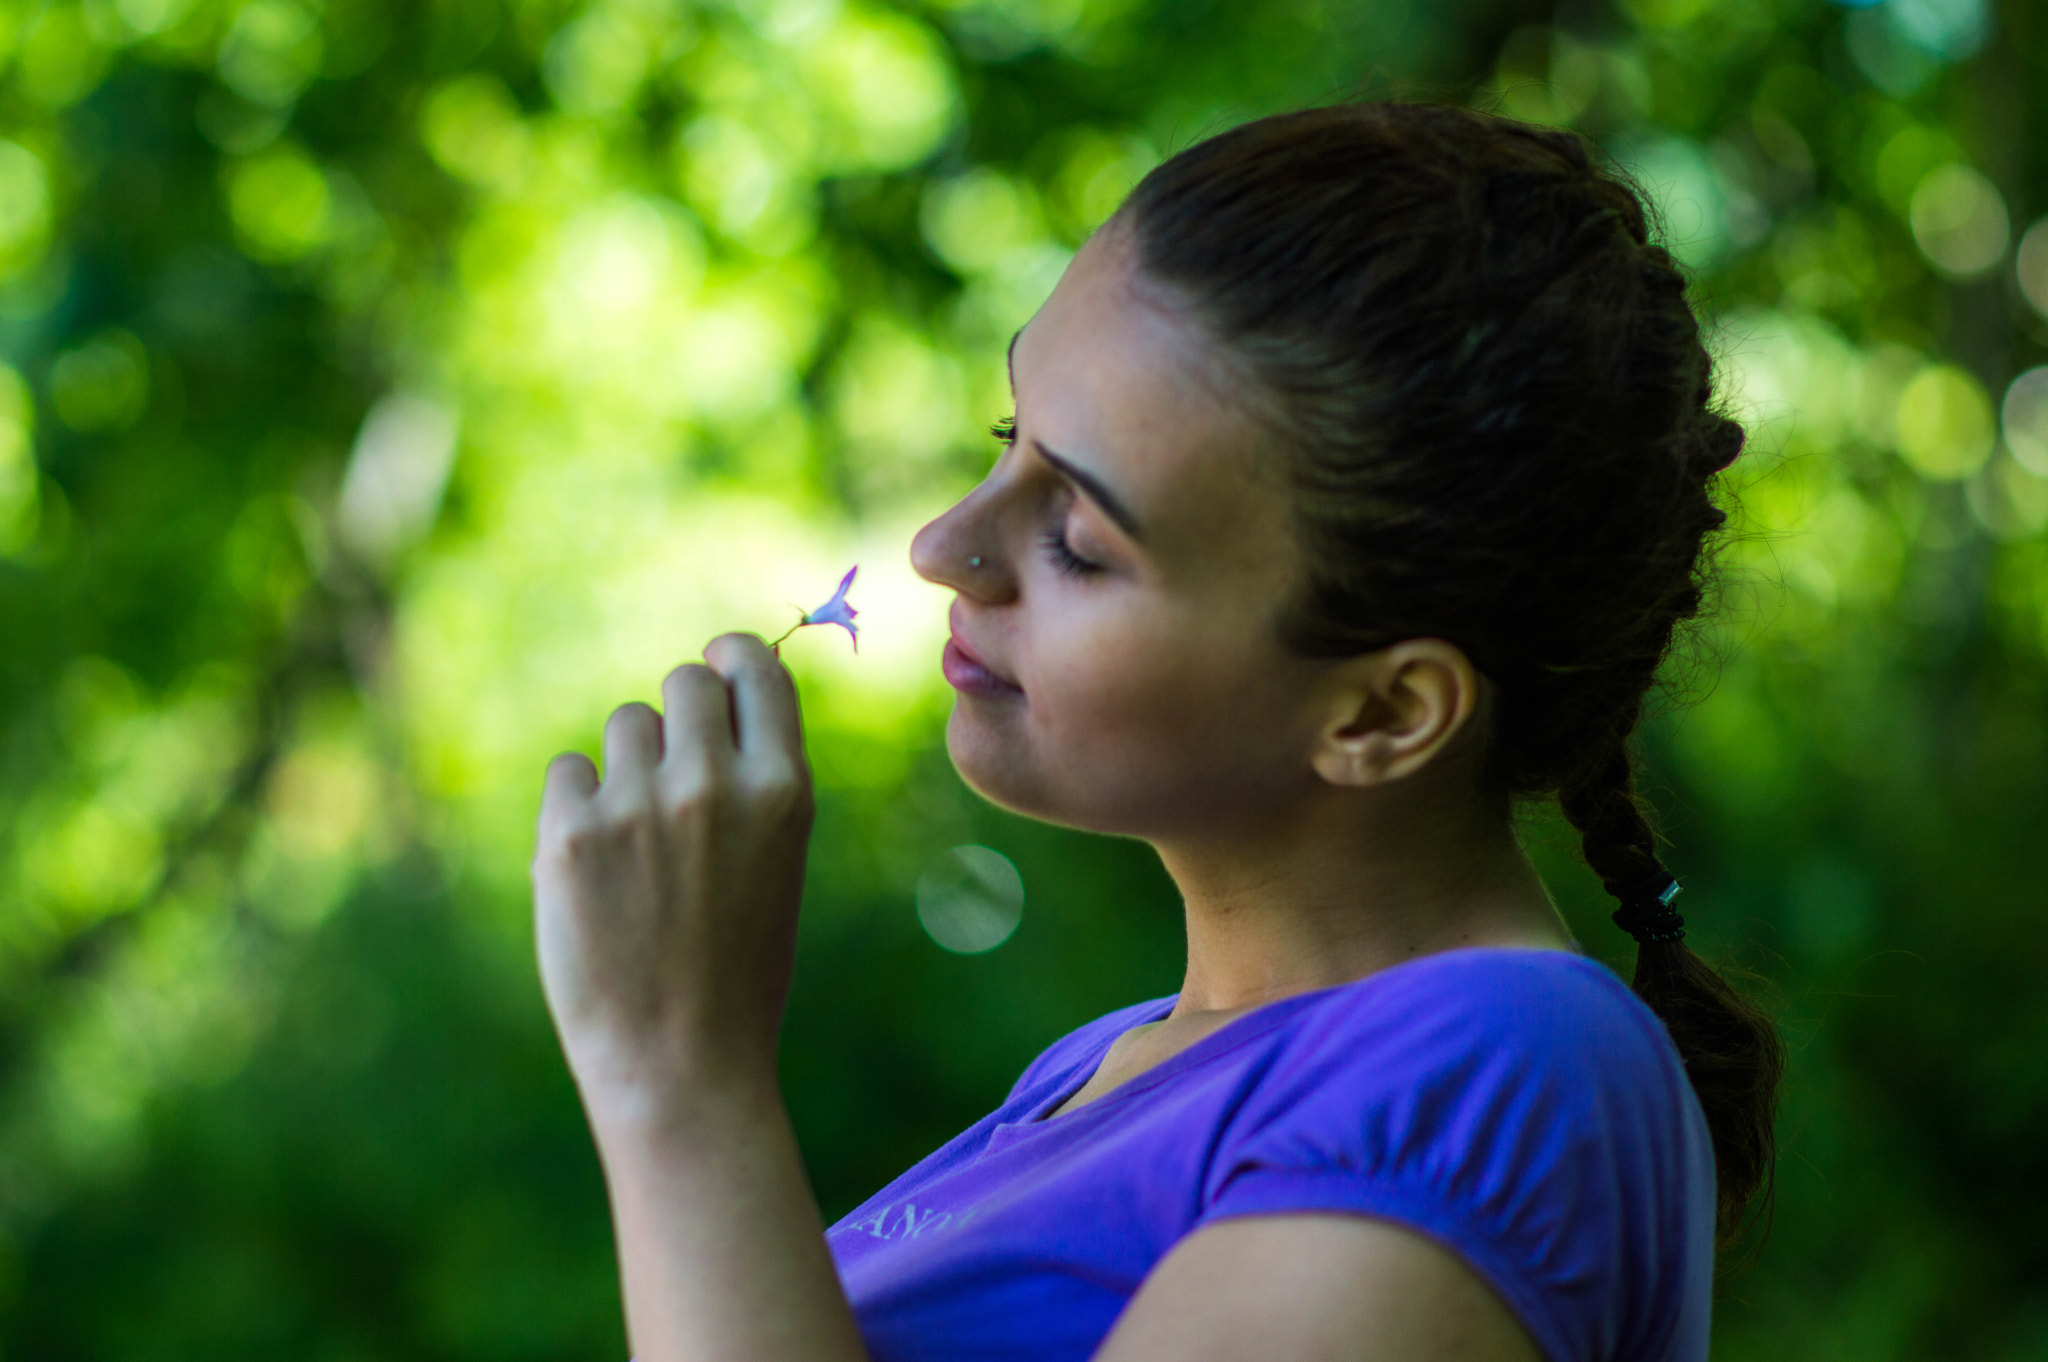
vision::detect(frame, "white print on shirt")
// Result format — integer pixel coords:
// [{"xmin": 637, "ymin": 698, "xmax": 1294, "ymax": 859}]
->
[{"xmin": 847, "ymin": 1200, "xmax": 980, "ymax": 1242}]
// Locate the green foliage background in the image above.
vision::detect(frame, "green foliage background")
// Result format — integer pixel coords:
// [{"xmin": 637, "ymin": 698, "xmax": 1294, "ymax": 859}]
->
[{"xmin": 1, "ymin": 0, "xmax": 2045, "ymax": 1355}]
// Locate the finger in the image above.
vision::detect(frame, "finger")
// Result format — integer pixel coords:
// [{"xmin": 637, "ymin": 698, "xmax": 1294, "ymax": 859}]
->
[
  {"xmin": 538, "ymin": 750, "xmax": 598, "ymax": 833},
  {"xmin": 660, "ymin": 663, "xmax": 737, "ymax": 772},
  {"xmin": 704, "ymin": 632, "xmax": 804, "ymax": 765},
  {"xmin": 602, "ymin": 702, "xmax": 663, "ymax": 786}
]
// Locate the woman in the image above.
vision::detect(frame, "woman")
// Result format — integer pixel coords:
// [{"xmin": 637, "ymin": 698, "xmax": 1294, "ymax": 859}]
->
[{"xmin": 530, "ymin": 103, "xmax": 1784, "ymax": 1362}]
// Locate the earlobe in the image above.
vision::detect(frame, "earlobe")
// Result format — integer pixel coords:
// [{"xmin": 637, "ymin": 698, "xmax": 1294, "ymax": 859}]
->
[{"xmin": 1309, "ymin": 641, "xmax": 1479, "ymax": 789}]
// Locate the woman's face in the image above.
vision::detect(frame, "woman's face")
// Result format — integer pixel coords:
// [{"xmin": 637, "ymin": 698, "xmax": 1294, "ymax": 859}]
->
[{"xmin": 909, "ymin": 224, "xmax": 1337, "ymax": 840}]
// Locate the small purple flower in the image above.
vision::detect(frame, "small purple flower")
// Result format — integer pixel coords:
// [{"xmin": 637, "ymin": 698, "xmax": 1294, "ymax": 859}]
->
[
  {"xmin": 770, "ymin": 566, "xmax": 860, "ymax": 651},
  {"xmin": 804, "ymin": 566, "xmax": 860, "ymax": 648}
]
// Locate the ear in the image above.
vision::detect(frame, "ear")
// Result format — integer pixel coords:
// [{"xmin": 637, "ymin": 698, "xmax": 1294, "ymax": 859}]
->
[{"xmin": 1308, "ymin": 639, "xmax": 1483, "ymax": 789}]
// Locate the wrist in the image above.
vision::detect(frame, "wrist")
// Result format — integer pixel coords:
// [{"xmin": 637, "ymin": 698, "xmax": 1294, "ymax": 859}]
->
[{"xmin": 578, "ymin": 1052, "xmax": 784, "ymax": 1147}]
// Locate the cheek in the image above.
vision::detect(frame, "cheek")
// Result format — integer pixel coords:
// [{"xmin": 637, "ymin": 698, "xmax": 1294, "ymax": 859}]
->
[{"xmin": 947, "ymin": 602, "xmax": 1311, "ymax": 833}]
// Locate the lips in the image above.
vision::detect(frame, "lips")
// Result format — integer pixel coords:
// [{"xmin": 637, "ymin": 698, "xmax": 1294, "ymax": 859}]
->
[{"xmin": 942, "ymin": 628, "xmax": 1023, "ymax": 697}]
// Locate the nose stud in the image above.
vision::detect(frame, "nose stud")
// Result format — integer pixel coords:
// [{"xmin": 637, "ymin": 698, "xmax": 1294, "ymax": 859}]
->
[{"xmin": 968, "ymin": 555, "xmax": 983, "ymax": 569}]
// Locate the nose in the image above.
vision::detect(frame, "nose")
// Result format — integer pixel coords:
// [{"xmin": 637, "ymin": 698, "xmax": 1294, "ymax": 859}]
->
[{"xmin": 910, "ymin": 480, "xmax": 1009, "ymax": 601}]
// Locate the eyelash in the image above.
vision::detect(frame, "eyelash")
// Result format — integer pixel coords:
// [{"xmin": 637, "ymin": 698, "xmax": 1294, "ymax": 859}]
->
[
  {"xmin": 1040, "ymin": 525, "xmax": 1100, "ymax": 578},
  {"xmin": 992, "ymin": 413, "xmax": 1101, "ymax": 578}
]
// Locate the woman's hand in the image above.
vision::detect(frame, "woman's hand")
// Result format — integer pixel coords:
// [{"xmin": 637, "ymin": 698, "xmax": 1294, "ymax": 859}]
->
[
  {"xmin": 529, "ymin": 635, "xmax": 867, "ymax": 1362},
  {"xmin": 531, "ymin": 632, "xmax": 814, "ymax": 1122}
]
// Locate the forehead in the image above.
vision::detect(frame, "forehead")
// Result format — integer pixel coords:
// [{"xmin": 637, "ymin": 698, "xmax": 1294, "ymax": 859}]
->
[{"xmin": 1011, "ymin": 229, "xmax": 1290, "ymax": 568}]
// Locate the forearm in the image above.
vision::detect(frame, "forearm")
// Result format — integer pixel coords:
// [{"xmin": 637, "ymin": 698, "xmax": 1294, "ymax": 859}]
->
[{"xmin": 592, "ymin": 1079, "xmax": 869, "ymax": 1362}]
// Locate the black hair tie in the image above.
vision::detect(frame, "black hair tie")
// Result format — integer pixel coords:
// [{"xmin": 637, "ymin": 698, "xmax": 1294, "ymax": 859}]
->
[{"xmin": 1611, "ymin": 868, "xmax": 1685, "ymax": 944}]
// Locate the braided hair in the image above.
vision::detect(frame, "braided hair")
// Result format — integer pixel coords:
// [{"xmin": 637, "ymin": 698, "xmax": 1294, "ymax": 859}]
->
[{"xmin": 1121, "ymin": 102, "xmax": 1782, "ymax": 1245}]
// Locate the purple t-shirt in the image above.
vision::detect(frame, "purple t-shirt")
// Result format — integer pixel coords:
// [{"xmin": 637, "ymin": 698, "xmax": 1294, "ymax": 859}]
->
[{"xmin": 827, "ymin": 947, "xmax": 1714, "ymax": 1362}]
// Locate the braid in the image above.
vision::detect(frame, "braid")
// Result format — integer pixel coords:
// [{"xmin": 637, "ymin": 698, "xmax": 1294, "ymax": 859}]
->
[
  {"xmin": 1561, "ymin": 716, "xmax": 1784, "ymax": 1247},
  {"xmin": 1558, "ymin": 717, "xmax": 1661, "ymax": 894}
]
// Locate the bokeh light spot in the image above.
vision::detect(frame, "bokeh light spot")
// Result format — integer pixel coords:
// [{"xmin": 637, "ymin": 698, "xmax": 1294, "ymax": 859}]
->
[
  {"xmin": 21, "ymin": 795, "xmax": 164, "ymax": 923},
  {"xmin": 0, "ymin": 361, "xmax": 37, "ymax": 556},
  {"xmin": 1845, "ymin": 6, "xmax": 1937, "ymax": 97},
  {"xmin": 267, "ymin": 741, "xmax": 379, "ymax": 860},
  {"xmin": 1046, "ymin": 128, "xmax": 1156, "ymax": 240},
  {"xmin": 225, "ymin": 144, "xmax": 333, "ymax": 261},
  {"xmin": 1908, "ymin": 163, "xmax": 2009, "ymax": 279},
  {"xmin": 1966, "ymin": 452, "xmax": 2048, "ymax": 541},
  {"xmin": 0, "ymin": 140, "xmax": 52, "ymax": 283},
  {"xmin": 542, "ymin": 3, "xmax": 662, "ymax": 118},
  {"xmin": 422, "ymin": 74, "xmax": 531, "ymax": 188},
  {"xmin": 832, "ymin": 316, "xmax": 966, "ymax": 490},
  {"xmin": 1889, "ymin": 0, "xmax": 1990, "ymax": 59},
  {"xmin": 677, "ymin": 115, "xmax": 784, "ymax": 238},
  {"xmin": 17, "ymin": 4, "xmax": 111, "ymax": 108},
  {"xmin": 921, "ymin": 168, "xmax": 1043, "ymax": 274},
  {"xmin": 338, "ymin": 392, "xmax": 460, "ymax": 569},
  {"xmin": 216, "ymin": 0, "xmax": 324, "ymax": 108},
  {"xmin": 916, "ymin": 845, "xmax": 1024, "ymax": 954},
  {"xmin": 2017, "ymin": 217, "xmax": 2048, "ymax": 321},
  {"xmin": 1872, "ymin": 123, "xmax": 1960, "ymax": 214},
  {"xmin": 799, "ymin": 9, "xmax": 957, "ymax": 172},
  {"xmin": 115, "ymin": 0, "xmax": 201, "ymax": 37},
  {"xmin": 1613, "ymin": 133, "xmax": 1734, "ymax": 269},
  {"xmin": 48, "ymin": 331, "xmax": 148, "ymax": 433},
  {"xmin": 2002, "ymin": 367, "xmax": 2048, "ymax": 477},
  {"xmin": 1895, "ymin": 364, "xmax": 1995, "ymax": 480},
  {"xmin": 1490, "ymin": 26, "xmax": 1601, "ymax": 128}
]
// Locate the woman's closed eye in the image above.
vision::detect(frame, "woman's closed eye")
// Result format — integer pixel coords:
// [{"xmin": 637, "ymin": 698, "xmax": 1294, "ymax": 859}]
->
[
  {"xmin": 1040, "ymin": 522, "xmax": 1102, "ymax": 578},
  {"xmin": 994, "ymin": 413, "xmax": 1104, "ymax": 578},
  {"xmin": 991, "ymin": 412, "xmax": 1119, "ymax": 578}
]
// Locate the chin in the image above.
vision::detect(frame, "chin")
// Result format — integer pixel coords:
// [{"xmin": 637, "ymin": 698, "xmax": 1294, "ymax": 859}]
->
[
  {"xmin": 943, "ymin": 705, "xmax": 1170, "ymax": 837},
  {"xmin": 944, "ymin": 706, "xmax": 1051, "ymax": 819}
]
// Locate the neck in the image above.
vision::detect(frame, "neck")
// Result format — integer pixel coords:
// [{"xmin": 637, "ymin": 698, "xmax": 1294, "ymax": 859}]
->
[{"xmin": 1151, "ymin": 780, "xmax": 1569, "ymax": 1017}]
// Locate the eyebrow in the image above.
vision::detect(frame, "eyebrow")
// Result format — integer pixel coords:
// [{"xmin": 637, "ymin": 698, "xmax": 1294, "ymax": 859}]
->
[
  {"xmin": 1005, "ymin": 328, "xmax": 1145, "ymax": 540},
  {"xmin": 1035, "ymin": 440, "xmax": 1143, "ymax": 541}
]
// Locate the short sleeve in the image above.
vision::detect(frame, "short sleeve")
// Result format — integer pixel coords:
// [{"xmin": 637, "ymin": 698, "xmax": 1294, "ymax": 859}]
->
[{"xmin": 1195, "ymin": 952, "xmax": 1714, "ymax": 1362}]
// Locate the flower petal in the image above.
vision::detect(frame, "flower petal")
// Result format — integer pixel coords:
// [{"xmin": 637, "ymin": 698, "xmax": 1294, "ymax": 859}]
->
[{"xmin": 801, "ymin": 565, "xmax": 860, "ymax": 650}]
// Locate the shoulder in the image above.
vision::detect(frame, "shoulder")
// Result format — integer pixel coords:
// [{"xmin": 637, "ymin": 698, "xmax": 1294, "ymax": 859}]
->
[
  {"xmin": 1288, "ymin": 946, "xmax": 1677, "ymax": 1078},
  {"xmin": 1226, "ymin": 947, "xmax": 1700, "ymax": 1184},
  {"xmin": 1203, "ymin": 948, "xmax": 1713, "ymax": 1362}
]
